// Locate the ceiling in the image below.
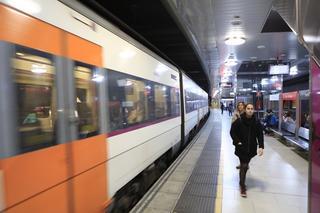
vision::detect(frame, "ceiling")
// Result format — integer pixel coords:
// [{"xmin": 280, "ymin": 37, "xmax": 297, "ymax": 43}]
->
[
  {"xmin": 77, "ymin": 0, "xmax": 309, "ymax": 97},
  {"xmin": 163, "ymin": 0, "xmax": 308, "ymax": 97}
]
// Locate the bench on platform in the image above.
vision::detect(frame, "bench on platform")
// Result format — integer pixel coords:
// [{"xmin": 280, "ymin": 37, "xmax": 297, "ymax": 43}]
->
[
  {"xmin": 270, "ymin": 123, "xmax": 309, "ymax": 151},
  {"xmin": 284, "ymin": 126, "xmax": 309, "ymax": 151}
]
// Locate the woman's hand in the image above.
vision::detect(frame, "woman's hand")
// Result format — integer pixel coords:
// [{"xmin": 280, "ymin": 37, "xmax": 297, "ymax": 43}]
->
[{"xmin": 258, "ymin": 148, "xmax": 263, "ymax": 156}]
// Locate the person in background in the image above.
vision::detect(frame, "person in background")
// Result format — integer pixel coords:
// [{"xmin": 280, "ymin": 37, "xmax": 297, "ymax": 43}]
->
[
  {"xmin": 220, "ymin": 102, "xmax": 224, "ymax": 114},
  {"xmin": 283, "ymin": 111, "xmax": 295, "ymax": 124},
  {"xmin": 232, "ymin": 102, "xmax": 245, "ymax": 123},
  {"xmin": 228, "ymin": 102, "xmax": 233, "ymax": 117},
  {"xmin": 263, "ymin": 109, "xmax": 277, "ymax": 135},
  {"xmin": 230, "ymin": 103, "xmax": 264, "ymax": 198},
  {"xmin": 303, "ymin": 112, "xmax": 310, "ymax": 129}
]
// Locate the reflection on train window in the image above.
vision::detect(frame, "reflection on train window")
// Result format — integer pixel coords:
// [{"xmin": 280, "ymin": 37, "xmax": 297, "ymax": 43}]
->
[
  {"xmin": 107, "ymin": 70, "xmax": 179, "ymax": 132},
  {"xmin": 185, "ymin": 91, "xmax": 196, "ymax": 113},
  {"xmin": 185, "ymin": 90, "xmax": 207, "ymax": 113},
  {"xmin": 154, "ymin": 84, "xmax": 168, "ymax": 118},
  {"xmin": 123, "ymin": 78, "xmax": 147, "ymax": 125},
  {"xmin": 108, "ymin": 70, "xmax": 149, "ymax": 131},
  {"xmin": 12, "ymin": 47, "xmax": 56, "ymax": 153},
  {"xmin": 300, "ymin": 100, "xmax": 310, "ymax": 128},
  {"xmin": 74, "ymin": 64, "xmax": 99, "ymax": 139},
  {"xmin": 283, "ymin": 100, "xmax": 296, "ymax": 120},
  {"xmin": 169, "ymin": 87, "xmax": 180, "ymax": 116}
]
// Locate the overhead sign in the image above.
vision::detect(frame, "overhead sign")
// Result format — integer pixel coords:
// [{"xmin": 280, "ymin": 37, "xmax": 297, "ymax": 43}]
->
[
  {"xmin": 269, "ymin": 64, "xmax": 289, "ymax": 75},
  {"xmin": 282, "ymin": 91, "xmax": 298, "ymax": 100},
  {"xmin": 269, "ymin": 93, "xmax": 279, "ymax": 101}
]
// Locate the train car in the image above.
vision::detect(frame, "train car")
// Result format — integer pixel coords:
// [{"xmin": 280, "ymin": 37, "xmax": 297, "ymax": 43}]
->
[
  {"xmin": 0, "ymin": 1, "xmax": 209, "ymax": 212},
  {"xmin": 182, "ymin": 73, "xmax": 209, "ymax": 143}
]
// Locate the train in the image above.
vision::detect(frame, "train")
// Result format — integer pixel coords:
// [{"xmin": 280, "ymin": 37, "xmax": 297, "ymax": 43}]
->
[{"xmin": 0, "ymin": 0, "xmax": 209, "ymax": 212}]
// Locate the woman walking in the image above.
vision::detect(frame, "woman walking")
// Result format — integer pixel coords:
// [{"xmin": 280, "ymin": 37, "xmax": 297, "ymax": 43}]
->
[
  {"xmin": 230, "ymin": 103, "xmax": 264, "ymax": 197},
  {"xmin": 232, "ymin": 101, "xmax": 246, "ymax": 170}
]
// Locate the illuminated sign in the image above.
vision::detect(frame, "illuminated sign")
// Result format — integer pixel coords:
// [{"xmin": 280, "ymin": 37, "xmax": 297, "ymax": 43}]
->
[{"xmin": 269, "ymin": 64, "xmax": 289, "ymax": 75}]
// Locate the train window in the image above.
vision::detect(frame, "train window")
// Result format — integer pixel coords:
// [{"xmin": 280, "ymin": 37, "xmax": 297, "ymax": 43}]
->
[
  {"xmin": 145, "ymin": 82, "xmax": 155, "ymax": 121},
  {"xmin": 107, "ymin": 72, "xmax": 124, "ymax": 131},
  {"xmin": 107, "ymin": 70, "xmax": 149, "ymax": 131},
  {"xmin": 74, "ymin": 64, "xmax": 99, "ymax": 139},
  {"xmin": 12, "ymin": 47, "xmax": 57, "ymax": 153},
  {"xmin": 300, "ymin": 99, "xmax": 310, "ymax": 128},
  {"xmin": 125, "ymin": 79, "xmax": 147, "ymax": 125},
  {"xmin": 185, "ymin": 90, "xmax": 196, "ymax": 113},
  {"xmin": 169, "ymin": 87, "xmax": 180, "ymax": 117},
  {"xmin": 154, "ymin": 84, "xmax": 168, "ymax": 118}
]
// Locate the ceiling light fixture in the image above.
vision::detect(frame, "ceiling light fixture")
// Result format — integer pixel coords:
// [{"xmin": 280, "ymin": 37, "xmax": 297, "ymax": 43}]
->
[
  {"xmin": 225, "ymin": 54, "xmax": 238, "ymax": 66},
  {"xmin": 290, "ymin": 65, "xmax": 298, "ymax": 75},
  {"xmin": 257, "ymin": 45, "xmax": 265, "ymax": 49},
  {"xmin": 225, "ymin": 60, "xmax": 238, "ymax": 66},
  {"xmin": 224, "ymin": 36, "xmax": 246, "ymax": 45},
  {"xmin": 31, "ymin": 64, "xmax": 46, "ymax": 74}
]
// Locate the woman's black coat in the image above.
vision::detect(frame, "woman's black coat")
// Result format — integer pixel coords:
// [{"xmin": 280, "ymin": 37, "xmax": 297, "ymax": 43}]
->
[{"xmin": 230, "ymin": 113, "xmax": 264, "ymax": 159}]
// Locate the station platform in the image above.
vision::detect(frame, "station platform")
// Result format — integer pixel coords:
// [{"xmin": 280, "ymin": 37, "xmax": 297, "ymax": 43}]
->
[{"xmin": 130, "ymin": 109, "xmax": 308, "ymax": 213}]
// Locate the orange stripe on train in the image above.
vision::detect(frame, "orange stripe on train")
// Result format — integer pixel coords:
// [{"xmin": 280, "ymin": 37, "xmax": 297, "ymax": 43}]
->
[
  {"xmin": 0, "ymin": 134, "xmax": 109, "ymax": 212},
  {"xmin": 0, "ymin": 3, "xmax": 102, "ymax": 67}
]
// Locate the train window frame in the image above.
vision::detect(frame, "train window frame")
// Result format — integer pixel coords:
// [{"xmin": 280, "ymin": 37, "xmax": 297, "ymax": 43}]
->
[
  {"xmin": 73, "ymin": 62, "xmax": 100, "ymax": 139},
  {"xmin": 12, "ymin": 45, "xmax": 58, "ymax": 154},
  {"xmin": 106, "ymin": 69, "xmax": 180, "ymax": 135}
]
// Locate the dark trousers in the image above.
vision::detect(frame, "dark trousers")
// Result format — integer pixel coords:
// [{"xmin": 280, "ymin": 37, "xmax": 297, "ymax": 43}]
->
[{"xmin": 238, "ymin": 156, "xmax": 251, "ymax": 187}]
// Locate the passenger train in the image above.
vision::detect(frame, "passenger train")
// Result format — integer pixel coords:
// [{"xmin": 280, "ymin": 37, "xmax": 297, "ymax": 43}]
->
[{"xmin": 0, "ymin": 0, "xmax": 209, "ymax": 212}]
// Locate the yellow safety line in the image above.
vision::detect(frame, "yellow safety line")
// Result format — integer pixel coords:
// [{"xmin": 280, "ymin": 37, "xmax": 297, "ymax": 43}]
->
[{"xmin": 214, "ymin": 149, "xmax": 223, "ymax": 213}]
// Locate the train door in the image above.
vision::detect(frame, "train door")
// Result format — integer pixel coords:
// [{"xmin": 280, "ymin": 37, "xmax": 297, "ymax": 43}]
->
[
  {"xmin": 0, "ymin": 4, "xmax": 109, "ymax": 212},
  {"xmin": 62, "ymin": 33, "xmax": 109, "ymax": 213},
  {"xmin": 309, "ymin": 58, "xmax": 320, "ymax": 213}
]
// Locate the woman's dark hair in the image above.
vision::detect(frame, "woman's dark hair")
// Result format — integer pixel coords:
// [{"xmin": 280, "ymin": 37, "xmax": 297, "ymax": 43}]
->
[{"xmin": 245, "ymin": 103, "xmax": 254, "ymax": 109}]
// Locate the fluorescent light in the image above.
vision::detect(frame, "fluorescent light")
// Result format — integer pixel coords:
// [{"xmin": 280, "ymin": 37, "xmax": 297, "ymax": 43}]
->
[
  {"xmin": 126, "ymin": 80, "xmax": 133, "ymax": 86},
  {"xmin": 224, "ymin": 36, "xmax": 246, "ymax": 45},
  {"xmin": 257, "ymin": 45, "xmax": 265, "ymax": 49},
  {"xmin": 16, "ymin": 52, "xmax": 24, "ymax": 56},
  {"xmin": 225, "ymin": 59, "xmax": 238, "ymax": 66},
  {"xmin": 31, "ymin": 64, "xmax": 46, "ymax": 74},
  {"xmin": 304, "ymin": 35, "xmax": 320, "ymax": 43},
  {"xmin": 92, "ymin": 74, "xmax": 104, "ymax": 82}
]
